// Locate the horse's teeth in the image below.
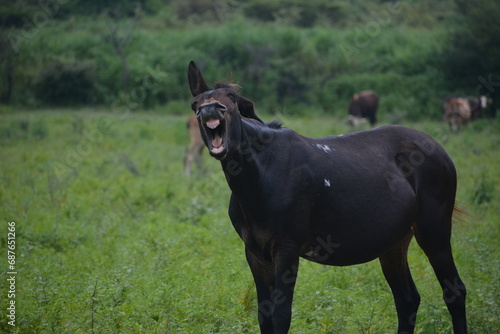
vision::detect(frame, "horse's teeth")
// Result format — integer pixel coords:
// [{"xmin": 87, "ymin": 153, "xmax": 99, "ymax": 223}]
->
[
  {"xmin": 206, "ymin": 119, "xmax": 220, "ymax": 129},
  {"xmin": 211, "ymin": 146, "xmax": 224, "ymax": 154}
]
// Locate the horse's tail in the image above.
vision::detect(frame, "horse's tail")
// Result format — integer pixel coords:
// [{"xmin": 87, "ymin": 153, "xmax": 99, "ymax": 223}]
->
[{"xmin": 453, "ymin": 203, "xmax": 474, "ymax": 226}]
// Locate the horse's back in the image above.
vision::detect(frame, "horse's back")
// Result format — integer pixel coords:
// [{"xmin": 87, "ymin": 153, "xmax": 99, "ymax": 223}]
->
[
  {"xmin": 320, "ymin": 125, "xmax": 455, "ymax": 183},
  {"xmin": 298, "ymin": 125, "xmax": 456, "ymax": 264}
]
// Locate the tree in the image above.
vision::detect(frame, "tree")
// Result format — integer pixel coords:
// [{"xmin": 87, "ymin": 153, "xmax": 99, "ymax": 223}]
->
[
  {"xmin": 103, "ymin": 8, "xmax": 141, "ymax": 93},
  {"xmin": 444, "ymin": 0, "xmax": 500, "ymax": 116},
  {"xmin": 0, "ymin": 32, "xmax": 15, "ymax": 103}
]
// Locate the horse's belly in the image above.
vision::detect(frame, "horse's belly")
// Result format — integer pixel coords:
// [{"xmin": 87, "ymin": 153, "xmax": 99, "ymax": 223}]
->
[
  {"xmin": 300, "ymin": 238, "xmax": 396, "ymax": 266},
  {"xmin": 303, "ymin": 203, "xmax": 416, "ymax": 265}
]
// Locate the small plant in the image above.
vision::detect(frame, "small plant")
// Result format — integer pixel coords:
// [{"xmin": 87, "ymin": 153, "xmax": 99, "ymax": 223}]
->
[
  {"xmin": 471, "ymin": 175, "xmax": 494, "ymax": 205},
  {"xmin": 237, "ymin": 280, "xmax": 257, "ymax": 312},
  {"xmin": 31, "ymin": 118, "xmax": 47, "ymax": 139}
]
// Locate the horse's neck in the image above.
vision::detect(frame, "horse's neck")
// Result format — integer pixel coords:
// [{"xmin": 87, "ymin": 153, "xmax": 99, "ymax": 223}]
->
[{"xmin": 222, "ymin": 120, "xmax": 270, "ymax": 198}]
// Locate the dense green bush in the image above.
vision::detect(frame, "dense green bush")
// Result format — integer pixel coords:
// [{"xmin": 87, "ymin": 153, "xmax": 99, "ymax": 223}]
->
[
  {"xmin": 0, "ymin": 3, "xmax": 39, "ymax": 28},
  {"xmin": 442, "ymin": 0, "xmax": 500, "ymax": 116},
  {"xmin": 242, "ymin": 0, "xmax": 348, "ymax": 27},
  {"xmin": 37, "ymin": 61, "xmax": 98, "ymax": 105},
  {"xmin": 1, "ymin": 0, "xmax": 497, "ymax": 120},
  {"xmin": 2, "ymin": 20, "xmax": 449, "ymax": 116}
]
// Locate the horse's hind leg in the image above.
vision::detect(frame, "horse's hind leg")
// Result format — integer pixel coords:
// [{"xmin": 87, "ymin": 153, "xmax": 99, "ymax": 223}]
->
[
  {"xmin": 414, "ymin": 204, "xmax": 467, "ymax": 334},
  {"xmin": 379, "ymin": 231, "xmax": 421, "ymax": 334}
]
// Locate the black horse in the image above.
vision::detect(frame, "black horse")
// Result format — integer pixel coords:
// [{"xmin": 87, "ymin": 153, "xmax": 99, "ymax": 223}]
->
[{"xmin": 187, "ymin": 61, "xmax": 467, "ymax": 334}]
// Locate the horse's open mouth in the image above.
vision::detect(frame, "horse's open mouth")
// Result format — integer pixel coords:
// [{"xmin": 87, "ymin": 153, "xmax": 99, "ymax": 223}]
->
[{"xmin": 204, "ymin": 117, "xmax": 226, "ymax": 157}]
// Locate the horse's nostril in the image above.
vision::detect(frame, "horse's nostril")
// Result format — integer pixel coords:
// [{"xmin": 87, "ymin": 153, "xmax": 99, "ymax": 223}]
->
[
  {"xmin": 199, "ymin": 104, "xmax": 225, "ymax": 124},
  {"xmin": 200, "ymin": 101, "xmax": 227, "ymax": 112}
]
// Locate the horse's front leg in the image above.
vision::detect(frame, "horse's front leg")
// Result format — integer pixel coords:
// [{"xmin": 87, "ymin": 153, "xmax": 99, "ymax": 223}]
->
[
  {"xmin": 245, "ymin": 247, "xmax": 300, "ymax": 334},
  {"xmin": 271, "ymin": 250, "xmax": 299, "ymax": 334},
  {"xmin": 246, "ymin": 247, "xmax": 275, "ymax": 333}
]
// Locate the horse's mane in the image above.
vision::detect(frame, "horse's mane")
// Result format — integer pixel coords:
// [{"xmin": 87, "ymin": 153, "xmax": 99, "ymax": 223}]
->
[
  {"xmin": 213, "ymin": 82, "xmax": 283, "ymax": 130},
  {"xmin": 266, "ymin": 120, "xmax": 283, "ymax": 129},
  {"xmin": 214, "ymin": 82, "xmax": 241, "ymax": 91}
]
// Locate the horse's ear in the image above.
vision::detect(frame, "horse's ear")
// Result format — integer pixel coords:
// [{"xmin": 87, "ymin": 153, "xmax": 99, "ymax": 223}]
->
[
  {"xmin": 237, "ymin": 95, "xmax": 263, "ymax": 123},
  {"xmin": 188, "ymin": 61, "xmax": 210, "ymax": 97}
]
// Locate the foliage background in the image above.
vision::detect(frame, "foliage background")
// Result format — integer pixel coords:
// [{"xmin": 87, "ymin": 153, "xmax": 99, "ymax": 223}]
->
[
  {"xmin": 1, "ymin": 0, "xmax": 499, "ymax": 119},
  {"xmin": 0, "ymin": 1, "xmax": 499, "ymax": 333}
]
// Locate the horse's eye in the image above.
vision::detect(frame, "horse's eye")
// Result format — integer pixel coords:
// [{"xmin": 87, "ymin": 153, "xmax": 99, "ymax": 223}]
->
[
  {"xmin": 191, "ymin": 101, "xmax": 197, "ymax": 111},
  {"xmin": 227, "ymin": 93, "xmax": 237, "ymax": 102}
]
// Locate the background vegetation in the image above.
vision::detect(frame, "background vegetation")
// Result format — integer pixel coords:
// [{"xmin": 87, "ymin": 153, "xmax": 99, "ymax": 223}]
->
[
  {"xmin": 1, "ymin": 0, "xmax": 499, "ymax": 119},
  {"xmin": 0, "ymin": 0, "xmax": 499, "ymax": 333}
]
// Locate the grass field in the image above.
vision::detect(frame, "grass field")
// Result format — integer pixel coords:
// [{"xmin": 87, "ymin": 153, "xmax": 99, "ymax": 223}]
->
[{"xmin": 0, "ymin": 110, "xmax": 498, "ymax": 333}]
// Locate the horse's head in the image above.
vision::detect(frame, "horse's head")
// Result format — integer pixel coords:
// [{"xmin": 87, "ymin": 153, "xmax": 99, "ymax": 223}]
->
[{"xmin": 188, "ymin": 61, "xmax": 262, "ymax": 160}]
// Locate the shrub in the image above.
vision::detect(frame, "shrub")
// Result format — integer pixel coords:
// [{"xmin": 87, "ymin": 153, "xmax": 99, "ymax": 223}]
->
[
  {"xmin": 0, "ymin": 4, "xmax": 38, "ymax": 28},
  {"xmin": 37, "ymin": 61, "xmax": 98, "ymax": 105},
  {"xmin": 242, "ymin": 0, "xmax": 347, "ymax": 27},
  {"xmin": 471, "ymin": 175, "xmax": 494, "ymax": 205}
]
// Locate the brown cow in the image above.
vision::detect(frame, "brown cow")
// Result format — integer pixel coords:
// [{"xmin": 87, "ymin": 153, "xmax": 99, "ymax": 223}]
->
[
  {"xmin": 348, "ymin": 90, "xmax": 379, "ymax": 127},
  {"xmin": 184, "ymin": 114, "xmax": 204, "ymax": 176},
  {"xmin": 443, "ymin": 97, "xmax": 471, "ymax": 131}
]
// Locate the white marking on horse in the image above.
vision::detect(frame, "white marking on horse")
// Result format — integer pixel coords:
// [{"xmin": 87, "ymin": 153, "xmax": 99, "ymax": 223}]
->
[
  {"xmin": 324, "ymin": 179, "xmax": 331, "ymax": 187},
  {"xmin": 315, "ymin": 144, "xmax": 333, "ymax": 153}
]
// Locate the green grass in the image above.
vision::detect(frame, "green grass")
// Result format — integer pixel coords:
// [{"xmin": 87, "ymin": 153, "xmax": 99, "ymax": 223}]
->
[{"xmin": 0, "ymin": 110, "xmax": 498, "ymax": 333}]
